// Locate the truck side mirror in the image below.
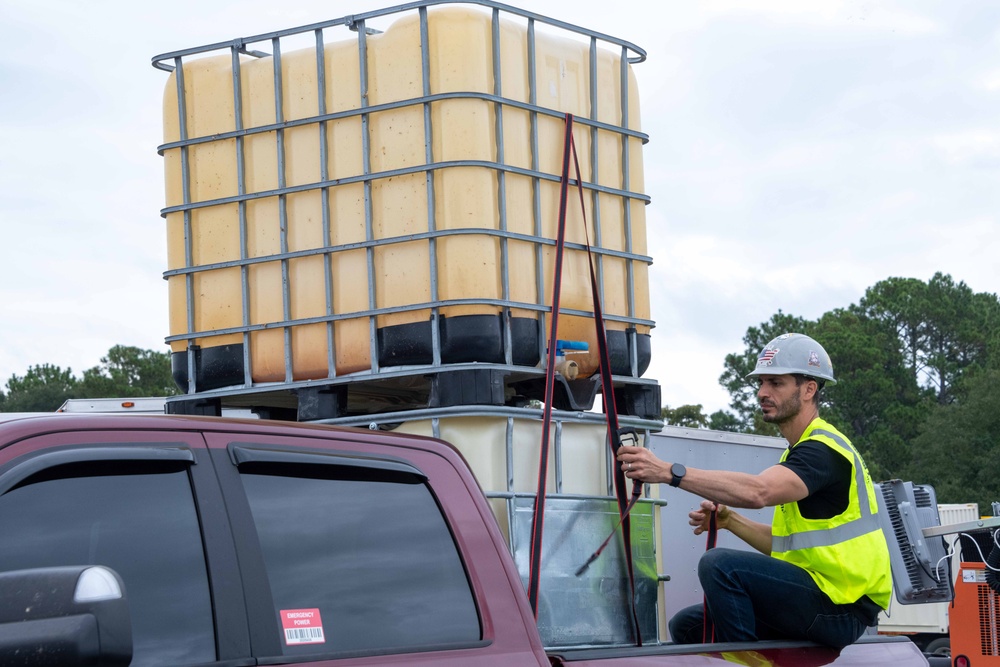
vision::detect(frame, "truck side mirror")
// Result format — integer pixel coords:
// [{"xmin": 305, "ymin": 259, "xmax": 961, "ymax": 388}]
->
[{"xmin": 0, "ymin": 565, "xmax": 132, "ymax": 666}]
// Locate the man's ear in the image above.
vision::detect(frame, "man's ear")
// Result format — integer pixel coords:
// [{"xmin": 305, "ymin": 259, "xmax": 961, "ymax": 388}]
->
[{"xmin": 802, "ymin": 378, "xmax": 819, "ymax": 402}]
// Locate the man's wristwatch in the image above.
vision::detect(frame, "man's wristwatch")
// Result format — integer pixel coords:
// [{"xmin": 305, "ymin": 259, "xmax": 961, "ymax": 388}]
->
[{"xmin": 669, "ymin": 462, "xmax": 687, "ymax": 488}]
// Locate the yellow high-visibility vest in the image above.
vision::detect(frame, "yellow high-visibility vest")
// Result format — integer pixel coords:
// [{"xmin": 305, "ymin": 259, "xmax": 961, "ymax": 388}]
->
[{"xmin": 772, "ymin": 417, "xmax": 892, "ymax": 608}]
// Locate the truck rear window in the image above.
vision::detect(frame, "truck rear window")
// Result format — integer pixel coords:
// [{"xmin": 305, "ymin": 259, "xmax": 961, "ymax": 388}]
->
[{"xmin": 241, "ymin": 468, "xmax": 481, "ymax": 658}]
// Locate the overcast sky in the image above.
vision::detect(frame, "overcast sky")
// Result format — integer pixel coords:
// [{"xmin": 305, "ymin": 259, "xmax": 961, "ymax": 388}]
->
[{"xmin": 1, "ymin": 0, "xmax": 998, "ymax": 414}]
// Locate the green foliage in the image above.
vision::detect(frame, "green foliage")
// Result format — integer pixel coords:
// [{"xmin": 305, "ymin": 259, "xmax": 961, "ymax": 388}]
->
[
  {"xmin": 0, "ymin": 346, "xmax": 177, "ymax": 413},
  {"xmin": 857, "ymin": 273, "xmax": 1000, "ymax": 404},
  {"xmin": 716, "ymin": 273, "xmax": 1000, "ymax": 505},
  {"xmin": 855, "ymin": 276, "xmax": 928, "ymax": 380},
  {"xmin": 1, "ymin": 364, "xmax": 79, "ymax": 412},
  {"xmin": 78, "ymin": 345, "xmax": 179, "ymax": 399},
  {"xmin": 707, "ymin": 410, "xmax": 743, "ymax": 432},
  {"xmin": 905, "ymin": 368, "xmax": 1000, "ymax": 511},
  {"xmin": 661, "ymin": 404, "xmax": 709, "ymax": 428},
  {"xmin": 810, "ymin": 308, "xmax": 928, "ymax": 478}
]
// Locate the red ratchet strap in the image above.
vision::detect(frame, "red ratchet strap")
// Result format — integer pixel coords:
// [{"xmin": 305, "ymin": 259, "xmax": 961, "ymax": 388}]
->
[
  {"xmin": 564, "ymin": 114, "xmax": 645, "ymax": 527},
  {"xmin": 702, "ymin": 508, "xmax": 719, "ymax": 643},
  {"xmin": 526, "ymin": 113, "xmax": 643, "ymax": 646},
  {"xmin": 566, "ymin": 115, "xmax": 643, "ymax": 643},
  {"xmin": 526, "ymin": 110, "xmax": 574, "ymax": 620}
]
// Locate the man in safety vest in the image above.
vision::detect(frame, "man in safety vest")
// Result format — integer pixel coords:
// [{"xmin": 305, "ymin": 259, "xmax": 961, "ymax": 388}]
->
[{"xmin": 617, "ymin": 333, "xmax": 892, "ymax": 649}]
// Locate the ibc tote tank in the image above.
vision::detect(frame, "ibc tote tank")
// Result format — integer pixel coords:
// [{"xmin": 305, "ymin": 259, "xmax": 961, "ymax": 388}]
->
[{"xmin": 159, "ymin": 2, "xmax": 652, "ymax": 392}]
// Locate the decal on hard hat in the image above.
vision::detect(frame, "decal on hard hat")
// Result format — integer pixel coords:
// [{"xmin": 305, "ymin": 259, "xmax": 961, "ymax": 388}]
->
[
  {"xmin": 757, "ymin": 348, "xmax": 778, "ymax": 366},
  {"xmin": 280, "ymin": 608, "xmax": 326, "ymax": 645},
  {"xmin": 808, "ymin": 351, "xmax": 821, "ymax": 368}
]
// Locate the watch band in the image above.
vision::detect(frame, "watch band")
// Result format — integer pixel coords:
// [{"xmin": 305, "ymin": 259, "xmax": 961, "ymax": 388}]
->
[{"xmin": 670, "ymin": 462, "xmax": 686, "ymax": 488}]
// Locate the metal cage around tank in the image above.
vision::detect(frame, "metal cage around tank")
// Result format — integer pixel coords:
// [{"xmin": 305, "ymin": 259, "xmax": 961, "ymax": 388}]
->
[{"xmin": 153, "ymin": 0, "xmax": 657, "ymax": 421}]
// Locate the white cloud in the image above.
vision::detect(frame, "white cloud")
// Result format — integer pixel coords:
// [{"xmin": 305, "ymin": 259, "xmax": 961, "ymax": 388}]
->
[
  {"xmin": 931, "ymin": 130, "xmax": 1000, "ymax": 166},
  {"xmin": 678, "ymin": 0, "xmax": 940, "ymax": 35},
  {"xmin": 982, "ymin": 71, "xmax": 1000, "ymax": 92}
]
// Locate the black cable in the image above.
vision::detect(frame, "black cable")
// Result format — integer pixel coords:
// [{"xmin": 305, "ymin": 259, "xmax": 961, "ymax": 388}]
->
[{"xmin": 985, "ymin": 530, "xmax": 1000, "ymax": 594}]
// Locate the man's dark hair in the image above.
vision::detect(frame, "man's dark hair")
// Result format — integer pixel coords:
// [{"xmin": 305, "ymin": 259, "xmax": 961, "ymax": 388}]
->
[{"xmin": 792, "ymin": 374, "xmax": 825, "ymax": 405}]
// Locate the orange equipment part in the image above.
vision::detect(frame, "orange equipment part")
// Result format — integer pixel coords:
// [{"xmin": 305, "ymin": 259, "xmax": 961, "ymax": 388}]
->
[{"xmin": 951, "ymin": 562, "xmax": 1000, "ymax": 666}]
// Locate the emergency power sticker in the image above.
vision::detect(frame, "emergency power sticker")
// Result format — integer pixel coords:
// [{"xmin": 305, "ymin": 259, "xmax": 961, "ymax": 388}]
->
[{"xmin": 281, "ymin": 608, "xmax": 326, "ymax": 645}]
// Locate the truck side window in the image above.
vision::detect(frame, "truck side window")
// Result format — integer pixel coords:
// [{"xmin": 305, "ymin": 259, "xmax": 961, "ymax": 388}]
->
[
  {"xmin": 0, "ymin": 460, "xmax": 215, "ymax": 666},
  {"xmin": 241, "ymin": 467, "xmax": 480, "ymax": 658}
]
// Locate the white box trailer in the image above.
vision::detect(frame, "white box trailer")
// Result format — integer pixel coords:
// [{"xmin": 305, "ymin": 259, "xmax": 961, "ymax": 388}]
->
[
  {"xmin": 57, "ymin": 397, "xmax": 174, "ymax": 414},
  {"xmin": 57, "ymin": 397, "xmax": 257, "ymax": 418}
]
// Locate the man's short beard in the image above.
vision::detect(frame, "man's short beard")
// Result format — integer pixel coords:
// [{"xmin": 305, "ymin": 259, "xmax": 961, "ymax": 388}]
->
[{"xmin": 761, "ymin": 391, "xmax": 802, "ymax": 424}]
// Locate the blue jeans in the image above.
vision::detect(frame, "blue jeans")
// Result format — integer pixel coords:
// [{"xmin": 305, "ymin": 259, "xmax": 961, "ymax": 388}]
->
[{"xmin": 668, "ymin": 548, "xmax": 879, "ymax": 649}]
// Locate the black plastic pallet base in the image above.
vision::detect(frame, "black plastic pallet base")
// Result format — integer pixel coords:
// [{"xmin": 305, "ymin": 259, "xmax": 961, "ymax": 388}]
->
[
  {"xmin": 429, "ymin": 369, "xmax": 507, "ymax": 408},
  {"xmin": 297, "ymin": 386, "xmax": 349, "ymax": 421},
  {"xmin": 165, "ymin": 396, "xmax": 223, "ymax": 416},
  {"xmin": 509, "ymin": 375, "xmax": 602, "ymax": 412},
  {"xmin": 165, "ymin": 395, "xmax": 298, "ymax": 420},
  {"xmin": 165, "ymin": 367, "xmax": 661, "ymax": 422},
  {"xmin": 614, "ymin": 383, "xmax": 662, "ymax": 421}
]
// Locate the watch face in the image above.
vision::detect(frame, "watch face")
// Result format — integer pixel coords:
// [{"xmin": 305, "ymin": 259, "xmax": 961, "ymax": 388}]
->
[{"xmin": 670, "ymin": 463, "xmax": 686, "ymax": 486}]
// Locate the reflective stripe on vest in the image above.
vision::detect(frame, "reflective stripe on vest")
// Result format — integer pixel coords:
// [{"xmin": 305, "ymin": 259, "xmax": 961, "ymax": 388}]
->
[
  {"xmin": 772, "ymin": 513, "xmax": 881, "ymax": 552},
  {"xmin": 771, "ymin": 428, "xmax": 880, "ymax": 553}
]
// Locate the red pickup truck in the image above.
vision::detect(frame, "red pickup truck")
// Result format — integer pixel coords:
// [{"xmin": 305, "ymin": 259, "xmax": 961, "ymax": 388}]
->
[{"xmin": 0, "ymin": 413, "xmax": 928, "ymax": 666}]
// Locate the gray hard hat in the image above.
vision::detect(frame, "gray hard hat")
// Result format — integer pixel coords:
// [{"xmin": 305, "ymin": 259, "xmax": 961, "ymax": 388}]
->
[{"xmin": 745, "ymin": 333, "xmax": 837, "ymax": 385}]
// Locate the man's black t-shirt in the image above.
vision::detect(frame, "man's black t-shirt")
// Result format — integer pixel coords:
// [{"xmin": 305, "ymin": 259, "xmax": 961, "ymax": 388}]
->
[{"xmin": 779, "ymin": 440, "xmax": 852, "ymax": 520}]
